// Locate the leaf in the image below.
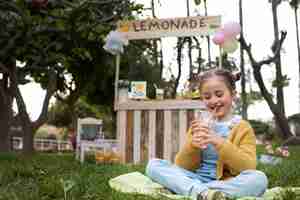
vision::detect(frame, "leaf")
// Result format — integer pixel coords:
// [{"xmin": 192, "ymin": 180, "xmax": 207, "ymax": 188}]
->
[
  {"xmin": 194, "ymin": 0, "xmax": 201, "ymax": 5},
  {"xmin": 56, "ymin": 19, "xmax": 65, "ymax": 30},
  {"xmin": 272, "ymin": 75, "xmax": 290, "ymax": 88},
  {"xmin": 60, "ymin": 179, "xmax": 75, "ymax": 193}
]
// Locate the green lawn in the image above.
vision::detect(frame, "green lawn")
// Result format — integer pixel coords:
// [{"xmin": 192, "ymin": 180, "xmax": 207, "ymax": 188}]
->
[{"xmin": 0, "ymin": 145, "xmax": 299, "ymax": 200}]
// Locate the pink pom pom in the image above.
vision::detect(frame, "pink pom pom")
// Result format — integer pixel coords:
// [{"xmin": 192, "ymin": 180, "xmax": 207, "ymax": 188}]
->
[
  {"xmin": 223, "ymin": 22, "xmax": 241, "ymax": 38},
  {"xmin": 212, "ymin": 31, "xmax": 225, "ymax": 45}
]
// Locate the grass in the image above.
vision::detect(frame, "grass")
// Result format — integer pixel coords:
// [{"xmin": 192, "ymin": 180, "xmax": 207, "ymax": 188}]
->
[
  {"xmin": 0, "ymin": 153, "xmax": 151, "ymax": 200},
  {"xmin": 0, "ymin": 145, "xmax": 299, "ymax": 200},
  {"xmin": 256, "ymin": 145, "xmax": 300, "ymax": 188}
]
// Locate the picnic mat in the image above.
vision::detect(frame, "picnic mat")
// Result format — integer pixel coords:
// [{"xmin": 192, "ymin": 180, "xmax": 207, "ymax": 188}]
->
[{"xmin": 109, "ymin": 171, "xmax": 300, "ymax": 200}]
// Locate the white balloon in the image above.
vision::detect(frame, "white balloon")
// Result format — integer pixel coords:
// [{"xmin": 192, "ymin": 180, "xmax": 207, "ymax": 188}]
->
[{"xmin": 221, "ymin": 38, "xmax": 239, "ymax": 53}]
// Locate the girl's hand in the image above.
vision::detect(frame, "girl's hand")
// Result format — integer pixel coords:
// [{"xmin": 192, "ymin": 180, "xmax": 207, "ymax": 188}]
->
[
  {"xmin": 191, "ymin": 120, "xmax": 225, "ymax": 149},
  {"xmin": 198, "ymin": 133, "xmax": 226, "ymax": 149}
]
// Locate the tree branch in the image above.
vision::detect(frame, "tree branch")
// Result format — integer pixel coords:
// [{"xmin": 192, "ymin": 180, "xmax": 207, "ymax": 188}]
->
[
  {"xmin": 239, "ymin": 31, "xmax": 288, "ymax": 108},
  {"xmin": 272, "ymin": 0, "xmax": 282, "ymax": 8},
  {"xmin": 239, "ymin": 36, "xmax": 258, "ymax": 68},
  {"xmin": 37, "ymin": 10, "xmax": 68, "ymax": 20},
  {"xmin": 239, "ymin": 31, "xmax": 287, "ymax": 69},
  {"xmin": 240, "ymin": 30, "xmax": 292, "ymax": 138},
  {"xmin": 97, "ymin": 14, "xmax": 116, "ymax": 23},
  {"xmin": 32, "ymin": 27, "xmax": 65, "ymax": 36},
  {"xmin": 259, "ymin": 31, "xmax": 287, "ymax": 66},
  {"xmin": 0, "ymin": 62, "xmax": 9, "ymax": 74},
  {"xmin": 88, "ymin": 0, "xmax": 123, "ymax": 6},
  {"xmin": 9, "ymin": 61, "xmax": 31, "ymax": 123},
  {"xmin": 0, "ymin": 62, "xmax": 8, "ymax": 103},
  {"xmin": 33, "ymin": 71, "xmax": 57, "ymax": 130}
]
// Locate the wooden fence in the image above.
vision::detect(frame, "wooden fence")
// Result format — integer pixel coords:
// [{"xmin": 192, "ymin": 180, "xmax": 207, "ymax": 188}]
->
[{"xmin": 116, "ymin": 99, "xmax": 205, "ymax": 164}]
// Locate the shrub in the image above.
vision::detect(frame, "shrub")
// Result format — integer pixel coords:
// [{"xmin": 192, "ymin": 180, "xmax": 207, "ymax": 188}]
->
[
  {"xmin": 249, "ymin": 120, "xmax": 271, "ymax": 135},
  {"xmin": 35, "ymin": 129, "xmax": 49, "ymax": 139},
  {"xmin": 288, "ymin": 113, "xmax": 300, "ymax": 136},
  {"xmin": 288, "ymin": 113, "xmax": 300, "ymax": 122}
]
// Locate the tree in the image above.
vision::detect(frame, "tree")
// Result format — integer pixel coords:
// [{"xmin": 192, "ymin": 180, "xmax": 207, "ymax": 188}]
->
[
  {"xmin": 240, "ymin": 31, "xmax": 293, "ymax": 139},
  {"xmin": 48, "ymin": 1, "xmax": 162, "ymax": 136},
  {"xmin": 289, "ymin": 0, "xmax": 300, "ymax": 113},
  {"xmin": 0, "ymin": 0, "xmax": 58, "ymax": 152},
  {"xmin": 175, "ymin": 36, "xmax": 203, "ymax": 98},
  {"xmin": 150, "ymin": 0, "xmax": 164, "ymax": 79},
  {"xmin": 0, "ymin": 0, "xmax": 137, "ymax": 153},
  {"xmin": 0, "ymin": 63, "xmax": 13, "ymax": 151},
  {"xmin": 203, "ymin": 0, "xmax": 212, "ymax": 66},
  {"xmin": 269, "ymin": 0, "xmax": 286, "ymax": 115},
  {"xmin": 48, "ymin": 97, "xmax": 114, "ymax": 136},
  {"xmin": 239, "ymin": 0, "xmax": 248, "ymax": 119},
  {"xmin": 186, "ymin": 0, "xmax": 193, "ymax": 78}
]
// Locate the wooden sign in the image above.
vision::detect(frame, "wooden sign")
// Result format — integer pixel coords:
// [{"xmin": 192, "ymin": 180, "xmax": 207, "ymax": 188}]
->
[{"xmin": 117, "ymin": 16, "xmax": 221, "ymax": 40}]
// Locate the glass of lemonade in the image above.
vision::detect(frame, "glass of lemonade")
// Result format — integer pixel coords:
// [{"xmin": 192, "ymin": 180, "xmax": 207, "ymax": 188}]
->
[{"xmin": 194, "ymin": 110, "xmax": 216, "ymax": 130}]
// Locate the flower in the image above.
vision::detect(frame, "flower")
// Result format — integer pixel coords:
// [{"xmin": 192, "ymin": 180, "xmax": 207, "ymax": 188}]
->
[
  {"xmin": 264, "ymin": 142, "xmax": 290, "ymax": 158},
  {"xmin": 280, "ymin": 146, "xmax": 290, "ymax": 157}
]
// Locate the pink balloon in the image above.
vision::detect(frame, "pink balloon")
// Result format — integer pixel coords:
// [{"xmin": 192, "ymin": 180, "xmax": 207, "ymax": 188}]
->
[
  {"xmin": 212, "ymin": 31, "xmax": 225, "ymax": 45},
  {"xmin": 223, "ymin": 22, "xmax": 241, "ymax": 38}
]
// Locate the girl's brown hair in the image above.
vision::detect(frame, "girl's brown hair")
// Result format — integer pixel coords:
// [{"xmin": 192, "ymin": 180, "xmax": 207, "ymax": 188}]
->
[{"xmin": 198, "ymin": 69, "xmax": 241, "ymax": 94}]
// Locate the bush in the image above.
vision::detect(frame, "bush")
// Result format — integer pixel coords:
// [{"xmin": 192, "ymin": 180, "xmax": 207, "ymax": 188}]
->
[
  {"xmin": 249, "ymin": 120, "xmax": 271, "ymax": 135},
  {"xmin": 288, "ymin": 113, "xmax": 300, "ymax": 122},
  {"xmin": 288, "ymin": 113, "xmax": 300, "ymax": 136},
  {"xmin": 35, "ymin": 129, "xmax": 49, "ymax": 139}
]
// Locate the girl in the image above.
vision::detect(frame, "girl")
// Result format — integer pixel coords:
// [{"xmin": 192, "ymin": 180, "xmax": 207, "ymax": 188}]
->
[{"xmin": 146, "ymin": 69, "xmax": 268, "ymax": 200}]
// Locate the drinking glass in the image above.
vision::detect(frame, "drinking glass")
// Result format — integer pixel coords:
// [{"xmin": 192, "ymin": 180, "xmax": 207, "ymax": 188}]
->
[
  {"xmin": 194, "ymin": 110, "xmax": 216, "ymax": 130},
  {"xmin": 194, "ymin": 110, "xmax": 216, "ymax": 149}
]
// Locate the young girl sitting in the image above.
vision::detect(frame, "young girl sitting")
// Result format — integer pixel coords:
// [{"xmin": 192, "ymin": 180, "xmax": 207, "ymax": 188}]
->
[{"xmin": 146, "ymin": 69, "xmax": 268, "ymax": 200}]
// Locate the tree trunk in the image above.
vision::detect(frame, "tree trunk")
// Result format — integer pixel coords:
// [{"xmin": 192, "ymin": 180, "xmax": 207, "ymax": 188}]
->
[
  {"xmin": 151, "ymin": 0, "xmax": 161, "ymax": 77},
  {"xmin": 175, "ymin": 38, "xmax": 184, "ymax": 98},
  {"xmin": 153, "ymin": 1, "xmax": 164, "ymax": 80},
  {"xmin": 240, "ymin": 31, "xmax": 292, "ymax": 139},
  {"xmin": 0, "ymin": 98, "xmax": 10, "ymax": 151},
  {"xmin": 271, "ymin": 0, "xmax": 285, "ymax": 115},
  {"xmin": 14, "ymin": 84, "xmax": 34, "ymax": 153},
  {"xmin": 159, "ymin": 40, "xmax": 164, "ymax": 79},
  {"xmin": 204, "ymin": 0, "xmax": 212, "ymax": 66},
  {"xmin": 253, "ymin": 67, "xmax": 292, "ymax": 139},
  {"xmin": 186, "ymin": 0, "xmax": 193, "ymax": 78},
  {"xmin": 13, "ymin": 65, "xmax": 56, "ymax": 153},
  {"xmin": 293, "ymin": 6, "xmax": 300, "ymax": 113},
  {"xmin": 239, "ymin": 0, "xmax": 248, "ymax": 119},
  {"xmin": 22, "ymin": 120, "xmax": 34, "ymax": 154},
  {"xmin": 0, "ymin": 73, "xmax": 12, "ymax": 152}
]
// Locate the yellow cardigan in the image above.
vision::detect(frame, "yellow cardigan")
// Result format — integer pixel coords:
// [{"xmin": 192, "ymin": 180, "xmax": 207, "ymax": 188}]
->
[{"xmin": 175, "ymin": 120, "xmax": 257, "ymax": 180}]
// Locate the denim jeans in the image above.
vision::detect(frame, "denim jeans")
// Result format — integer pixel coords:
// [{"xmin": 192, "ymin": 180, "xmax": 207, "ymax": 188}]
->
[{"xmin": 146, "ymin": 159, "xmax": 268, "ymax": 200}]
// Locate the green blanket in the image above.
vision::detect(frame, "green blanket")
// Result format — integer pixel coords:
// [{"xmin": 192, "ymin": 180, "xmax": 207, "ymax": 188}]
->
[{"xmin": 109, "ymin": 172, "xmax": 300, "ymax": 200}]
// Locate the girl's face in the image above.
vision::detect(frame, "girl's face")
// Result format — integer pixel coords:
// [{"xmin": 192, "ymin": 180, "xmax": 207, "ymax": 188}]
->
[{"xmin": 200, "ymin": 76, "xmax": 235, "ymax": 120}]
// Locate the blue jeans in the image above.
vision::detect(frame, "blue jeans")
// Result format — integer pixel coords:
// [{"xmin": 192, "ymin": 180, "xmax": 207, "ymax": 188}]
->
[{"xmin": 146, "ymin": 159, "xmax": 268, "ymax": 200}]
